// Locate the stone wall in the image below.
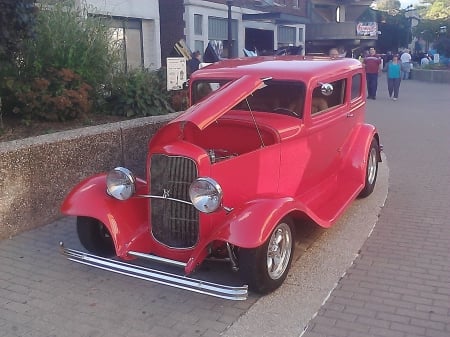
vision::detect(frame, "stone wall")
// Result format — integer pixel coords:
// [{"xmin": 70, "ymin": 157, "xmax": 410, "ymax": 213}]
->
[
  {"xmin": 411, "ymin": 68, "xmax": 450, "ymax": 84},
  {"xmin": 0, "ymin": 112, "xmax": 179, "ymax": 240}
]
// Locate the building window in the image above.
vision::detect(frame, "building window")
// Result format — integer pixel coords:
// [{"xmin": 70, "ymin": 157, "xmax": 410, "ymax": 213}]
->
[
  {"xmin": 110, "ymin": 18, "xmax": 143, "ymax": 71},
  {"xmin": 194, "ymin": 14, "xmax": 203, "ymax": 35},
  {"xmin": 194, "ymin": 40, "xmax": 204, "ymax": 56},
  {"xmin": 298, "ymin": 27, "xmax": 304, "ymax": 43},
  {"xmin": 278, "ymin": 25, "xmax": 296, "ymax": 48},
  {"xmin": 293, "ymin": 0, "xmax": 301, "ymax": 8},
  {"xmin": 208, "ymin": 16, "xmax": 237, "ymax": 58}
]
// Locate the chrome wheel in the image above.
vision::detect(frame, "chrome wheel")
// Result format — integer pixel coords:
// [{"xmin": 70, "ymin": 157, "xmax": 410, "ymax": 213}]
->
[
  {"xmin": 267, "ymin": 222, "xmax": 293, "ymax": 280},
  {"xmin": 367, "ymin": 146, "xmax": 378, "ymax": 185},
  {"xmin": 358, "ymin": 138, "xmax": 379, "ymax": 198},
  {"xmin": 239, "ymin": 217, "xmax": 295, "ymax": 294}
]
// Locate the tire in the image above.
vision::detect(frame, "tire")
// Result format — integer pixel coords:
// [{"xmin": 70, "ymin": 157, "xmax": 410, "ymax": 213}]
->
[
  {"xmin": 76, "ymin": 216, "xmax": 115, "ymax": 257},
  {"xmin": 239, "ymin": 217, "xmax": 295, "ymax": 294},
  {"xmin": 358, "ymin": 138, "xmax": 379, "ymax": 198}
]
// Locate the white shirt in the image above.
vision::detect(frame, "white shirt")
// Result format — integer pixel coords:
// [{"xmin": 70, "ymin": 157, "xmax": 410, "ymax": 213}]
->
[{"xmin": 401, "ymin": 52, "xmax": 412, "ymax": 64}]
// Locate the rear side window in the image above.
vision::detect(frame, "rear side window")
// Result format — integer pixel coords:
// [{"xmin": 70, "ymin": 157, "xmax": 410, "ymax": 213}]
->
[{"xmin": 351, "ymin": 73, "xmax": 362, "ymax": 100}]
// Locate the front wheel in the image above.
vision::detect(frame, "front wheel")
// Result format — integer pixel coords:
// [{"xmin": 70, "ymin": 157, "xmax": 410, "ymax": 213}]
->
[
  {"xmin": 358, "ymin": 138, "xmax": 379, "ymax": 198},
  {"xmin": 239, "ymin": 217, "xmax": 295, "ymax": 294},
  {"xmin": 76, "ymin": 216, "xmax": 115, "ymax": 257}
]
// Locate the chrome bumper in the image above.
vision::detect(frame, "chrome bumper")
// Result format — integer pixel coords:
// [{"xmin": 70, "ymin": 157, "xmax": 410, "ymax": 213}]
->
[{"xmin": 60, "ymin": 243, "xmax": 248, "ymax": 301}]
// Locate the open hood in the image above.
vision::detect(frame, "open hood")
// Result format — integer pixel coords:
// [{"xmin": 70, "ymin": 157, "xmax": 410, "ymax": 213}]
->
[{"xmin": 172, "ymin": 75, "xmax": 265, "ymax": 130}]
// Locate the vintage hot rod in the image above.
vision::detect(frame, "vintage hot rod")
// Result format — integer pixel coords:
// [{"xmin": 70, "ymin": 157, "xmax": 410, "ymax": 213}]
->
[{"xmin": 60, "ymin": 56, "xmax": 381, "ymax": 300}]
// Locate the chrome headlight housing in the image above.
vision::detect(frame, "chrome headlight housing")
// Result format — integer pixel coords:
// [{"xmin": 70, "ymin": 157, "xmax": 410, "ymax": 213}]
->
[
  {"xmin": 106, "ymin": 167, "xmax": 136, "ymax": 200},
  {"xmin": 189, "ymin": 177, "xmax": 223, "ymax": 213}
]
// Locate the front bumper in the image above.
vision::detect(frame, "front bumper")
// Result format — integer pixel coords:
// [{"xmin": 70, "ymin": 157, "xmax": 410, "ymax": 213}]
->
[{"xmin": 60, "ymin": 243, "xmax": 248, "ymax": 301}]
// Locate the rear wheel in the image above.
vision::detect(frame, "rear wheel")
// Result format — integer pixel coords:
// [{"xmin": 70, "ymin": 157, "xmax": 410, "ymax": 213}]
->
[
  {"xmin": 76, "ymin": 216, "xmax": 115, "ymax": 257},
  {"xmin": 358, "ymin": 138, "xmax": 379, "ymax": 198},
  {"xmin": 239, "ymin": 217, "xmax": 295, "ymax": 294}
]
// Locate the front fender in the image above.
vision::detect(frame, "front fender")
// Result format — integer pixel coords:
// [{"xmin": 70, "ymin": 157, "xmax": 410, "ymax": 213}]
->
[
  {"xmin": 61, "ymin": 174, "xmax": 149, "ymax": 257},
  {"xmin": 213, "ymin": 197, "xmax": 307, "ymax": 248}
]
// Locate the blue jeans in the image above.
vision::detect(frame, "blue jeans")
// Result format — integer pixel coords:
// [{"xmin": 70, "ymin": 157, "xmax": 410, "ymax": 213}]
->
[{"xmin": 366, "ymin": 73, "xmax": 378, "ymax": 98}]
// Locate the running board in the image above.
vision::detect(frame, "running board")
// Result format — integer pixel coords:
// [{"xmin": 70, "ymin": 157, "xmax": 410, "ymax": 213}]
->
[{"xmin": 59, "ymin": 243, "xmax": 248, "ymax": 301}]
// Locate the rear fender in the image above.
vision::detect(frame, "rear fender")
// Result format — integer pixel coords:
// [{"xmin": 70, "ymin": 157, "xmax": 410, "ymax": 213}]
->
[
  {"xmin": 341, "ymin": 124, "xmax": 380, "ymax": 182},
  {"xmin": 60, "ymin": 174, "xmax": 149, "ymax": 257}
]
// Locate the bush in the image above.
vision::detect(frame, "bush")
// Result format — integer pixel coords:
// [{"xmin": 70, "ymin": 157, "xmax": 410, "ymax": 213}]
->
[
  {"xmin": 9, "ymin": 67, "xmax": 92, "ymax": 123},
  {"xmin": 105, "ymin": 68, "xmax": 175, "ymax": 117}
]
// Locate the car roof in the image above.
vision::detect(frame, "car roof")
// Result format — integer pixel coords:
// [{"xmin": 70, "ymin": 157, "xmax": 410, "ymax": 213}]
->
[{"xmin": 192, "ymin": 56, "xmax": 363, "ymax": 85}]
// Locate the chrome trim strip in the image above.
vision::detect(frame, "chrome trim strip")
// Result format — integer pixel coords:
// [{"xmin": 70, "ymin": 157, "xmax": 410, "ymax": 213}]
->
[
  {"xmin": 127, "ymin": 251, "xmax": 187, "ymax": 268},
  {"xmin": 137, "ymin": 194, "xmax": 194, "ymax": 206},
  {"xmin": 60, "ymin": 244, "xmax": 248, "ymax": 301}
]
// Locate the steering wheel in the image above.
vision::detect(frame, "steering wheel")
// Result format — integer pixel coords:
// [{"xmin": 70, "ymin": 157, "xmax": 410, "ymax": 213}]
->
[{"xmin": 272, "ymin": 107, "xmax": 299, "ymax": 117}]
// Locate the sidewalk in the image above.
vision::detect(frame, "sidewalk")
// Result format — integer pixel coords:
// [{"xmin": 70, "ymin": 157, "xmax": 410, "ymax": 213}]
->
[{"xmin": 300, "ymin": 76, "xmax": 450, "ymax": 337}]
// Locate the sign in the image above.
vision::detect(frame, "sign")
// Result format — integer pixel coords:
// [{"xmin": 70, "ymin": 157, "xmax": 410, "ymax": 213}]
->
[
  {"xmin": 166, "ymin": 57, "xmax": 187, "ymax": 91},
  {"xmin": 356, "ymin": 22, "xmax": 378, "ymax": 37},
  {"xmin": 434, "ymin": 53, "xmax": 440, "ymax": 64}
]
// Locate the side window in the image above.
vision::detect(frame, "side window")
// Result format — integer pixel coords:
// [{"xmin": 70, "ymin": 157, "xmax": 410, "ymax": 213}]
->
[
  {"xmin": 351, "ymin": 73, "xmax": 362, "ymax": 100},
  {"xmin": 311, "ymin": 79, "xmax": 346, "ymax": 115}
]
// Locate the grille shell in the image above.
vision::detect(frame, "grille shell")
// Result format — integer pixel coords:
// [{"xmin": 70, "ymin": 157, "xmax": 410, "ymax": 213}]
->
[{"xmin": 150, "ymin": 154, "xmax": 199, "ymax": 248}]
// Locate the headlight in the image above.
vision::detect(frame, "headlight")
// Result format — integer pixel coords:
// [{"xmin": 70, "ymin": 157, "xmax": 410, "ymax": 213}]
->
[
  {"xmin": 189, "ymin": 177, "xmax": 223, "ymax": 213},
  {"xmin": 106, "ymin": 167, "xmax": 136, "ymax": 200}
]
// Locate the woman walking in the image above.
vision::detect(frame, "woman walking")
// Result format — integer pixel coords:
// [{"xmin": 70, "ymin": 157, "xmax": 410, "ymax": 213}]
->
[{"xmin": 386, "ymin": 54, "xmax": 402, "ymax": 101}]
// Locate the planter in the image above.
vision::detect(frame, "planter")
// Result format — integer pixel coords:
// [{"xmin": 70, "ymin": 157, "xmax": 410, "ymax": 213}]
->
[{"xmin": 411, "ymin": 68, "xmax": 450, "ymax": 84}]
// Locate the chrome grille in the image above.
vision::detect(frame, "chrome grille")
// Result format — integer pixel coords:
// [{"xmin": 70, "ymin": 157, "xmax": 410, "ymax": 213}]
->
[{"xmin": 150, "ymin": 154, "xmax": 199, "ymax": 248}]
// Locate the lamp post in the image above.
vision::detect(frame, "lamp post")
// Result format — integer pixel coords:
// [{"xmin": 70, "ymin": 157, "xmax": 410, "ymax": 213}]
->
[{"xmin": 227, "ymin": 0, "xmax": 233, "ymax": 58}]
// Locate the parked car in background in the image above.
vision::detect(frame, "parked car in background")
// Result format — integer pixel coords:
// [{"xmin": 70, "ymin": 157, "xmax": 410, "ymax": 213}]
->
[{"xmin": 60, "ymin": 56, "xmax": 381, "ymax": 300}]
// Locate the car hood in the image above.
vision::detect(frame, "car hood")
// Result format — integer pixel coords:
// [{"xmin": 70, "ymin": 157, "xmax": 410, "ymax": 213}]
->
[{"xmin": 172, "ymin": 75, "xmax": 265, "ymax": 130}]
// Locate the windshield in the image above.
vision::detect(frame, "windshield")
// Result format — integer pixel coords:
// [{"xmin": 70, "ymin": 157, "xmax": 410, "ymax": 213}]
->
[{"xmin": 233, "ymin": 81, "xmax": 306, "ymax": 117}]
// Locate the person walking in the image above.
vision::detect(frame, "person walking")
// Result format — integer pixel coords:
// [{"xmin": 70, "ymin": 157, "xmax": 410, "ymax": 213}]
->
[
  {"xmin": 385, "ymin": 54, "xmax": 402, "ymax": 101},
  {"xmin": 400, "ymin": 49, "xmax": 412, "ymax": 80},
  {"xmin": 363, "ymin": 47, "xmax": 382, "ymax": 100}
]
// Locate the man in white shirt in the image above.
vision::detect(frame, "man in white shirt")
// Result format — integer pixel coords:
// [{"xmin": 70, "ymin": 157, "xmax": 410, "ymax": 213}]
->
[{"xmin": 400, "ymin": 49, "xmax": 412, "ymax": 80}]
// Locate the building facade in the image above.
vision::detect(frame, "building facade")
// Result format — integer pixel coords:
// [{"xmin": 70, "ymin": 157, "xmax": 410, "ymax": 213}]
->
[
  {"xmin": 77, "ymin": 0, "xmax": 377, "ymax": 70},
  {"xmin": 81, "ymin": 0, "xmax": 161, "ymax": 70}
]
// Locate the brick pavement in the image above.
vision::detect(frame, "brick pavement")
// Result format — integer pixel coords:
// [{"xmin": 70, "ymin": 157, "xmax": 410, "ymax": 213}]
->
[
  {"xmin": 1, "ymin": 76, "xmax": 449, "ymax": 337},
  {"xmin": 301, "ymin": 76, "xmax": 450, "ymax": 337}
]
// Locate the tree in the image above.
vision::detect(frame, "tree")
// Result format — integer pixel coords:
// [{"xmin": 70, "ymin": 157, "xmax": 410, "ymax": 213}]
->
[
  {"xmin": 0, "ymin": 0, "xmax": 37, "ymax": 62},
  {"xmin": 424, "ymin": 0, "xmax": 450, "ymax": 19},
  {"xmin": 374, "ymin": 0, "xmax": 401, "ymax": 11}
]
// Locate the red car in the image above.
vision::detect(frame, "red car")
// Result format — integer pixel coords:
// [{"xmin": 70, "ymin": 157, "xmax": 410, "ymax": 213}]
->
[{"xmin": 61, "ymin": 56, "xmax": 381, "ymax": 300}]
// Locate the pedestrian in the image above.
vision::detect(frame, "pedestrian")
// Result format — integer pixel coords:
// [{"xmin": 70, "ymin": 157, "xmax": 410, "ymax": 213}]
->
[
  {"xmin": 187, "ymin": 51, "xmax": 202, "ymax": 77},
  {"xmin": 329, "ymin": 48, "xmax": 339, "ymax": 58},
  {"xmin": 420, "ymin": 53, "xmax": 431, "ymax": 66},
  {"xmin": 384, "ymin": 54, "xmax": 402, "ymax": 101},
  {"xmin": 363, "ymin": 47, "xmax": 382, "ymax": 100},
  {"xmin": 400, "ymin": 49, "xmax": 412, "ymax": 80}
]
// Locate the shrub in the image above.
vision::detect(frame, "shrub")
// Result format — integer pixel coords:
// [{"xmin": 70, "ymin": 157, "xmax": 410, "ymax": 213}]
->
[
  {"xmin": 10, "ymin": 67, "xmax": 92, "ymax": 123},
  {"xmin": 105, "ymin": 68, "xmax": 175, "ymax": 117},
  {"xmin": 19, "ymin": 0, "xmax": 120, "ymax": 93}
]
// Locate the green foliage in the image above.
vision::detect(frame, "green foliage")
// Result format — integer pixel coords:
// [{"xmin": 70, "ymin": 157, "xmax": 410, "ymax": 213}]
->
[
  {"xmin": 434, "ymin": 37, "xmax": 450, "ymax": 57},
  {"xmin": 105, "ymin": 68, "xmax": 175, "ymax": 118},
  {"xmin": 20, "ymin": 0, "xmax": 121, "ymax": 91},
  {"xmin": 0, "ymin": 0, "xmax": 37, "ymax": 62},
  {"xmin": 7, "ymin": 68, "xmax": 93, "ymax": 122},
  {"xmin": 424, "ymin": 0, "xmax": 450, "ymax": 20},
  {"xmin": 374, "ymin": 0, "xmax": 401, "ymax": 11}
]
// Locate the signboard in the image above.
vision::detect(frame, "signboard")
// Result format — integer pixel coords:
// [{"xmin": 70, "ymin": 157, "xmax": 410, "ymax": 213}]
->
[
  {"xmin": 356, "ymin": 22, "xmax": 378, "ymax": 37},
  {"xmin": 166, "ymin": 57, "xmax": 187, "ymax": 91},
  {"xmin": 434, "ymin": 53, "xmax": 440, "ymax": 64}
]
